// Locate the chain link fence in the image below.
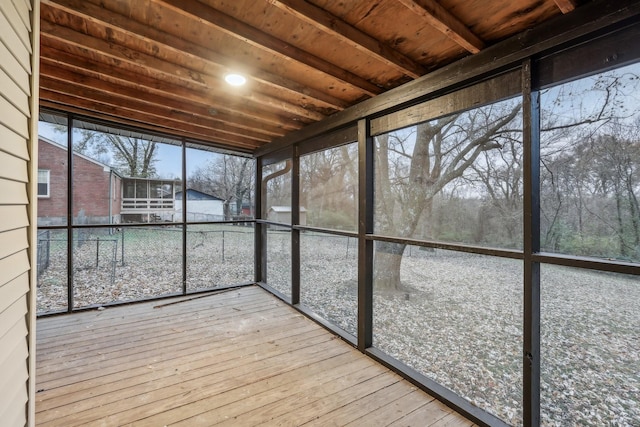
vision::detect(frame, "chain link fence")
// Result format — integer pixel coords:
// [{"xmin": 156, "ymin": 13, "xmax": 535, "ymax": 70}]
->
[
  {"xmin": 37, "ymin": 230, "xmax": 50, "ymax": 278},
  {"xmin": 36, "ymin": 225, "xmax": 256, "ymax": 311}
]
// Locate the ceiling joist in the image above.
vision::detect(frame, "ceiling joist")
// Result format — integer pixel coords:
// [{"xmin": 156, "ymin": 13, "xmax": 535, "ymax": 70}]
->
[
  {"xmin": 38, "ymin": 0, "xmax": 578, "ymax": 152},
  {"xmin": 40, "ymin": 87, "xmax": 260, "ymax": 150},
  {"xmin": 42, "ymin": 0, "xmax": 348, "ymax": 112},
  {"xmin": 40, "ymin": 62, "xmax": 275, "ymax": 144},
  {"xmin": 554, "ymin": 0, "xmax": 578, "ymax": 13},
  {"xmin": 265, "ymin": 0, "xmax": 426, "ymax": 79},
  {"xmin": 396, "ymin": 0, "xmax": 485, "ymax": 54},
  {"xmin": 157, "ymin": 0, "xmax": 384, "ymax": 97},
  {"xmin": 40, "ymin": 96, "xmax": 259, "ymax": 153},
  {"xmin": 39, "ymin": 44, "xmax": 297, "ymax": 138},
  {"xmin": 40, "ymin": 74, "xmax": 265, "ymax": 148},
  {"xmin": 41, "ymin": 45, "xmax": 302, "ymax": 139},
  {"xmin": 39, "ymin": 19, "xmax": 324, "ymax": 125}
]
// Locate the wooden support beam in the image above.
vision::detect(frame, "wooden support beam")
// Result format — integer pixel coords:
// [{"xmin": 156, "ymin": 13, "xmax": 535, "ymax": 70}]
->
[
  {"xmin": 39, "ymin": 44, "xmax": 296, "ymax": 137},
  {"xmin": 554, "ymin": 0, "xmax": 577, "ymax": 14},
  {"xmin": 39, "ymin": 19, "xmax": 326, "ymax": 123},
  {"xmin": 42, "ymin": 0, "xmax": 349, "ymax": 111},
  {"xmin": 157, "ymin": 0, "xmax": 384, "ymax": 97},
  {"xmin": 39, "ymin": 75, "xmax": 265, "ymax": 149},
  {"xmin": 39, "ymin": 87, "xmax": 261, "ymax": 150},
  {"xmin": 40, "ymin": 61, "xmax": 276, "ymax": 143},
  {"xmin": 39, "ymin": 99, "xmax": 255, "ymax": 153},
  {"xmin": 265, "ymin": 0, "xmax": 426, "ymax": 79},
  {"xmin": 396, "ymin": 0, "xmax": 485, "ymax": 54}
]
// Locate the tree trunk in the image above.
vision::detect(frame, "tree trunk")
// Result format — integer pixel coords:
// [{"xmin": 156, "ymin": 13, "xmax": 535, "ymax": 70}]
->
[
  {"xmin": 374, "ymin": 241, "xmax": 406, "ymax": 291},
  {"xmin": 223, "ymin": 200, "xmax": 230, "ymax": 221},
  {"xmin": 625, "ymin": 179, "xmax": 640, "ymax": 248},
  {"xmin": 615, "ymin": 190, "xmax": 627, "ymax": 257}
]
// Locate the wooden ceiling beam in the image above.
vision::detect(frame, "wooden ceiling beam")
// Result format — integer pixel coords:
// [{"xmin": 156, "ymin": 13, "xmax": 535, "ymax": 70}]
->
[
  {"xmin": 554, "ymin": 0, "xmax": 577, "ymax": 14},
  {"xmin": 39, "ymin": 44, "xmax": 297, "ymax": 137},
  {"xmin": 39, "ymin": 99, "xmax": 256, "ymax": 153},
  {"xmin": 39, "ymin": 85, "xmax": 262, "ymax": 150},
  {"xmin": 42, "ymin": 0, "xmax": 348, "ymax": 111},
  {"xmin": 40, "ymin": 61, "xmax": 275, "ymax": 143},
  {"xmin": 265, "ymin": 0, "xmax": 426, "ymax": 79},
  {"xmin": 157, "ymin": 0, "xmax": 384, "ymax": 97},
  {"xmin": 40, "ymin": 81, "xmax": 265, "ymax": 149},
  {"xmin": 39, "ymin": 17, "xmax": 326, "ymax": 123},
  {"xmin": 396, "ymin": 0, "xmax": 485, "ymax": 54}
]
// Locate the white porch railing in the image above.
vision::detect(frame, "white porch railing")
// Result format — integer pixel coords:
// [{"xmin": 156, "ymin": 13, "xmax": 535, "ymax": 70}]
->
[{"xmin": 121, "ymin": 198, "xmax": 174, "ymax": 211}]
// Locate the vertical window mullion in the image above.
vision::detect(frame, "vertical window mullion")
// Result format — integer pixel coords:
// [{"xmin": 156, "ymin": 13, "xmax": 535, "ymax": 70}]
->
[
  {"xmin": 181, "ymin": 138, "xmax": 187, "ymax": 295},
  {"xmin": 67, "ymin": 114, "xmax": 74, "ymax": 312},
  {"xmin": 255, "ymin": 159, "xmax": 264, "ymax": 284},
  {"xmin": 291, "ymin": 147, "xmax": 300, "ymax": 305},
  {"xmin": 522, "ymin": 58, "xmax": 541, "ymax": 427},
  {"xmin": 358, "ymin": 118, "xmax": 373, "ymax": 351}
]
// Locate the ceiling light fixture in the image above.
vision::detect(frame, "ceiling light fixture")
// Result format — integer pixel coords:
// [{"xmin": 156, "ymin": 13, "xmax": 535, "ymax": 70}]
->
[{"xmin": 224, "ymin": 73, "xmax": 246, "ymax": 86}]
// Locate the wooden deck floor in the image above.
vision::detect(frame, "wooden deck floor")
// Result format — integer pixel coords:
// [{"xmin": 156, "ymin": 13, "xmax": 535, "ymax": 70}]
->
[{"xmin": 36, "ymin": 285, "xmax": 476, "ymax": 426}]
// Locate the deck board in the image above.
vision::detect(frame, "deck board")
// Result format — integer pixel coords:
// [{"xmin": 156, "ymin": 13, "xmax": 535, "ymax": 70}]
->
[{"xmin": 36, "ymin": 285, "xmax": 476, "ymax": 426}]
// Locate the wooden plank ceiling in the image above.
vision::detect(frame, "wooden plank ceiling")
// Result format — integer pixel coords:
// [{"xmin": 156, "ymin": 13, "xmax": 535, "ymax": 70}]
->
[{"xmin": 39, "ymin": 0, "xmax": 581, "ymax": 154}]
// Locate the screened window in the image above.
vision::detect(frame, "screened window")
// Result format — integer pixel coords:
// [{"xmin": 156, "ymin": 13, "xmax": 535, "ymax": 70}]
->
[
  {"xmin": 36, "ymin": 111, "xmax": 254, "ymax": 313},
  {"xmin": 300, "ymin": 142, "xmax": 358, "ymax": 231},
  {"xmin": 371, "ymin": 72, "xmax": 524, "ymax": 425},
  {"xmin": 540, "ymin": 61, "xmax": 640, "ymax": 263}
]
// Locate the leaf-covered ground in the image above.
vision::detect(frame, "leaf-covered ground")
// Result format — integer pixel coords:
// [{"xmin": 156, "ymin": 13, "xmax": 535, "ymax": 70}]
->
[{"xmin": 37, "ymin": 229, "xmax": 639, "ymax": 426}]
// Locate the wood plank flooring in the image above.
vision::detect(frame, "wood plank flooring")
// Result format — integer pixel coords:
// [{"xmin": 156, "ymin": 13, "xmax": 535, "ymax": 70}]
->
[{"xmin": 36, "ymin": 285, "xmax": 476, "ymax": 426}]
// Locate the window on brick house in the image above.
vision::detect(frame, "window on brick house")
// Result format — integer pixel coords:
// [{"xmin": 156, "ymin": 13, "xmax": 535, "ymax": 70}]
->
[{"xmin": 37, "ymin": 169, "xmax": 50, "ymax": 197}]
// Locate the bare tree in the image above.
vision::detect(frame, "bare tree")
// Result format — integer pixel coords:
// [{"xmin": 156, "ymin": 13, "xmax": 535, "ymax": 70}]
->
[
  {"xmin": 300, "ymin": 143, "xmax": 358, "ymax": 229},
  {"xmin": 189, "ymin": 154, "xmax": 255, "ymax": 219},
  {"xmin": 105, "ymin": 135, "xmax": 157, "ymax": 178},
  {"xmin": 470, "ymin": 131, "xmax": 523, "ymax": 246},
  {"xmin": 375, "ymin": 101, "xmax": 522, "ymax": 290},
  {"xmin": 65, "ymin": 128, "xmax": 158, "ymax": 178},
  {"xmin": 540, "ymin": 68, "xmax": 640, "ymax": 260}
]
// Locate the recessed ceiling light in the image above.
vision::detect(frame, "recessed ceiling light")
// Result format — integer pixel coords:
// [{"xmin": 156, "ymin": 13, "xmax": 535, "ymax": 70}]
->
[{"xmin": 225, "ymin": 73, "xmax": 246, "ymax": 86}]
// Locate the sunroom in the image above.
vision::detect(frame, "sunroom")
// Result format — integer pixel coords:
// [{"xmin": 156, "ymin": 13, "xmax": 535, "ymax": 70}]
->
[{"xmin": 2, "ymin": 1, "xmax": 640, "ymax": 426}]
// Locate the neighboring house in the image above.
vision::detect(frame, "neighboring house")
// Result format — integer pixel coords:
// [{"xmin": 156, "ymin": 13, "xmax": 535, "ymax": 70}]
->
[
  {"xmin": 37, "ymin": 137, "xmax": 122, "ymax": 226},
  {"xmin": 175, "ymin": 189, "xmax": 224, "ymax": 222},
  {"xmin": 38, "ymin": 137, "xmax": 180, "ymax": 225},
  {"xmin": 267, "ymin": 206, "xmax": 307, "ymax": 225},
  {"xmin": 121, "ymin": 177, "xmax": 178, "ymax": 223}
]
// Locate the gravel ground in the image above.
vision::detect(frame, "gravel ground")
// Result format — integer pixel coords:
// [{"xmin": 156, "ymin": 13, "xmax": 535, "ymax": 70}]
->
[{"xmin": 37, "ymin": 229, "xmax": 639, "ymax": 426}]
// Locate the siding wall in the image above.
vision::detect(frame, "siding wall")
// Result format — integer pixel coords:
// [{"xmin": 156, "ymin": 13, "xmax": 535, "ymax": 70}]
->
[{"xmin": 0, "ymin": 0, "xmax": 38, "ymax": 426}]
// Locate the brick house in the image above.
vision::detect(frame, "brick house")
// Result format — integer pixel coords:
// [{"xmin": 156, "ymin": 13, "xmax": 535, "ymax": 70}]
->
[{"xmin": 37, "ymin": 137, "xmax": 122, "ymax": 226}]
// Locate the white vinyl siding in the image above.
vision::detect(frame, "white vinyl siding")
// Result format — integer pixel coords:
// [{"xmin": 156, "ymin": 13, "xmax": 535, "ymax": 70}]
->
[{"xmin": 0, "ymin": 0, "xmax": 38, "ymax": 426}]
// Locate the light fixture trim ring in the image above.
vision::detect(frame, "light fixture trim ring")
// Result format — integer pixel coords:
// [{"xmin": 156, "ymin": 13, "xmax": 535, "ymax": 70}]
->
[{"xmin": 225, "ymin": 73, "xmax": 247, "ymax": 86}]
